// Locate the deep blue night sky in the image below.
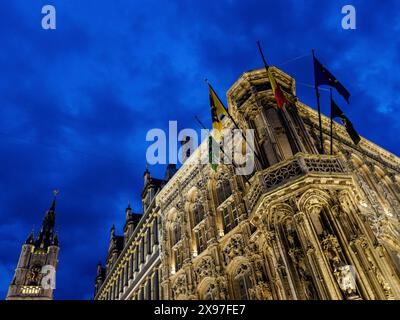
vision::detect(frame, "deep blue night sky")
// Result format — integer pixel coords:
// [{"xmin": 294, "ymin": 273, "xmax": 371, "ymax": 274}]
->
[{"xmin": 0, "ymin": 0, "xmax": 399, "ymax": 299}]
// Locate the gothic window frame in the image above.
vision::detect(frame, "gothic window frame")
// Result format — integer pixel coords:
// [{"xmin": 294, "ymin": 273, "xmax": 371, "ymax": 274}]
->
[
  {"xmin": 195, "ymin": 227, "xmax": 207, "ymax": 254},
  {"xmin": 153, "ymin": 216, "xmax": 159, "ymax": 245},
  {"xmin": 172, "ymin": 220, "xmax": 181, "ymax": 246},
  {"xmin": 231, "ymin": 263, "xmax": 253, "ymax": 300},
  {"xmin": 216, "ymin": 178, "xmax": 233, "ymax": 206},
  {"xmin": 193, "ymin": 201, "xmax": 205, "ymax": 226},
  {"xmin": 174, "ymin": 247, "xmax": 183, "ymax": 272},
  {"xmin": 147, "ymin": 227, "xmax": 152, "ymax": 255},
  {"xmin": 153, "ymin": 269, "xmax": 160, "ymax": 300}
]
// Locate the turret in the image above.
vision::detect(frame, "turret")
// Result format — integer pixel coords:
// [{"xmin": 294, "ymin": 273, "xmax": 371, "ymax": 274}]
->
[{"xmin": 143, "ymin": 166, "xmax": 151, "ymax": 187}]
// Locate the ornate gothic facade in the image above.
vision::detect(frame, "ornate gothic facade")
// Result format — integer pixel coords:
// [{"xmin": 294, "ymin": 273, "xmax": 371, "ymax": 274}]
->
[{"xmin": 94, "ymin": 67, "xmax": 400, "ymax": 300}]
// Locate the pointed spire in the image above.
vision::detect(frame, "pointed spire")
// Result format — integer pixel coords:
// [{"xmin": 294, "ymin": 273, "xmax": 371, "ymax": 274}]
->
[
  {"xmin": 25, "ymin": 228, "xmax": 34, "ymax": 245},
  {"xmin": 49, "ymin": 189, "xmax": 59, "ymax": 212},
  {"xmin": 125, "ymin": 200, "xmax": 132, "ymax": 222},
  {"xmin": 52, "ymin": 232, "xmax": 59, "ymax": 246},
  {"xmin": 35, "ymin": 191, "xmax": 58, "ymax": 248}
]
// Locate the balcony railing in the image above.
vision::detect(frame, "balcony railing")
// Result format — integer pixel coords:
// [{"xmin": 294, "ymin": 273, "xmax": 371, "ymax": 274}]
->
[{"xmin": 245, "ymin": 153, "xmax": 346, "ymax": 212}]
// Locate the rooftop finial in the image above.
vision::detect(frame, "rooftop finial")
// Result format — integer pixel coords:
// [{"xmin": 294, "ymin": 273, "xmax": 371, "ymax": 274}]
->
[{"xmin": 49, "ymin": 189, "xmax": 59, "ymax": 211}]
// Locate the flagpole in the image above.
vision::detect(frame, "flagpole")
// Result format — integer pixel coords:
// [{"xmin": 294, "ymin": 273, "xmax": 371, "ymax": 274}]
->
[
  {"xmin": 312, "ymin": 49, "xmax": 324, "ymax": 154},
  {"xmin": 194, "ymin": 115, "xmax": 251, "ymax": 185},
  {"xmin": 330, "ymin": 88, "xmax": 333, "ymax": 155},
  {"xmin": 256, "ymin": 41, "xmax": 304, "ymax": 154},
  {"xmin": 205, "ymin": 80, "xmax": 264, "ymax": 165}
]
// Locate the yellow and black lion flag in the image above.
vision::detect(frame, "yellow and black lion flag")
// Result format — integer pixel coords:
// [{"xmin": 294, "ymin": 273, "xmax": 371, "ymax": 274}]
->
[{"xmin": 208, "ymin": 83, "xmax": 228, "ymax": 141}]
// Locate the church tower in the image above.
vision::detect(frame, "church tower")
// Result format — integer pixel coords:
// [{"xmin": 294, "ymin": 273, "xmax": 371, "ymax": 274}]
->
[{"xmin": 6, "ymin": 191, "xmax": 60, "ymax": 300}]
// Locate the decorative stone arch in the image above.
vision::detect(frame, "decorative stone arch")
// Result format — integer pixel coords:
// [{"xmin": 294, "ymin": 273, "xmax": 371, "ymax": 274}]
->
[
  {"xmin": 226, "ymin": 256, "xmax": 255, "ymax": 300},
  {"xmin": 171, "ymin": 273, "xmax": 188, "ymax": 300},
  {"xmin": 297, "ymin": 188, "xmax": 334, "ymax": 238},
  {"xmin": 349, "ymin": 153, "xmax": 364, "ymax": 171},
  {"xmin": 194, "ymin": 255, "xmax": 215, "ymax": 282},
  {"xmin": 185, "ymin": 186, "xmax": 198, "ymax": 206},
  {"xmin": 197, "ymin": 276, "xmax": 218, "ymax": 300},
  {"xmin": 265, "ymin": 202, "xmax": 295, "ymax": 231},
  {"xmin": 165, "ymin": 207, "xmax": 181, "ymax": 247}
]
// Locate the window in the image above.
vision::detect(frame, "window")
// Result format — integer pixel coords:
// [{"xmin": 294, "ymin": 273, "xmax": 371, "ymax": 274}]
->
[
  {"xmin": 175, "ymin": 249, "xmax": 183, "ymax": 271},
  {"xmin": 140, "ymin": 237, "xmax": 145, "ymax": 263},
  {"xmin": 120, "ymin": 273, "xmax": 124, "ymax": 292},
  {"xmin": 222, "ymin": 207, "xmax": 232, "ymax": 233},
  {"xmin": 124, "ymin": 264, "xmax": 128, "ymax": 286},
  {"xmin": 153, "ymin": 217, "xmax": 159, "ymax": 244},
  {"xmin": 234, "ymin": 273, "xmax": 252, "ymax": 300},
  {"xmin": 147, "ymin": 228, "xmax": 152, "ymax": 254},
  {"xmin": 153, "ymin": 270, "xmax": 159, "ymax": 300},
  {"xmin": 172, "ymin": 222, "xmax": 181, "ymax": 245},
  {"xmin": 129, "ymin": 254, "xmax": 133, "ymax": 279},
  {"xmin": 222, "ymin": 205, "xmax": 240, "ymax": 234},
  {"xmin": 147, "ymin": 278, "xmax": 152, "ymax": 300},
  {"xmin": 135, "ymin": 249, "xmax": 139, "ymax": 271},
  {"xmin": 139, "ymin": 286, "xmax": 144, "ymax": 300},
  {"xmin": 196, "ymin": 228, "xmax": 207, "ymax": 254},
  {"xmin": 217, "ymin": 179, "xmax": 232, "ymax": 205},
  {"xmin": 232, "ymin": 206, "xmax": 240, "ymax": 225},
  {"xmin": 193, "ymin": 202, "xmax": 205, "ymax": 225}
]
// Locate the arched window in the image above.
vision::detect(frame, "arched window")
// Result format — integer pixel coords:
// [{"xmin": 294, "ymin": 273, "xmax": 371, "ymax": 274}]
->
[
  {"xmin": 202, "ymin": 283, "xmax": 218, "ymax": 300},
  {"xmin": 233, "ymin": 264, "xmax": 253, "ymax": 300}
]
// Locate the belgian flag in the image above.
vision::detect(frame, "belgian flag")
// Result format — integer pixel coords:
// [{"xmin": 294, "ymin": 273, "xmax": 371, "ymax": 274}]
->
[{"xmin": 267, "ymin": 67, "xmax": 287, "ymax": 109}]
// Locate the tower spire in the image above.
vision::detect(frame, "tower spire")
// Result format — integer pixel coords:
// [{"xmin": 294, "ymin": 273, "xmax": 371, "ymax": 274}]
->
[{"xmin": 35, "ymin": 190, "xmax": 59, "ymax": 248}]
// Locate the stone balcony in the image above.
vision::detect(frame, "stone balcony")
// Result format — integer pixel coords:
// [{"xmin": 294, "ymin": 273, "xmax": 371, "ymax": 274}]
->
[{"xmin": 245, "ymin": 153, "xmax": 346, "ymax": 213}]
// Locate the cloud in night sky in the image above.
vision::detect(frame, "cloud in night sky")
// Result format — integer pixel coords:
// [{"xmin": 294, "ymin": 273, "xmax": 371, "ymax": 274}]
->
[{"xmin": 0, "ymin": 0, "xmax": 399, "ymax": 299}]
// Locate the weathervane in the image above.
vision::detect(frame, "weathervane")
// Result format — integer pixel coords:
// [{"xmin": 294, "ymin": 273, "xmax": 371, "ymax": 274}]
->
[{"xmin": 53, "ymin": 189, "xmax": 59, "ymax": 198}]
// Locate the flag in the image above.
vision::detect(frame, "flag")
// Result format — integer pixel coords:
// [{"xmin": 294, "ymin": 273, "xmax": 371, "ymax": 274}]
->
[
  {"xmin": 331, "ymin": 96, "xmax": 360, "ymax": 145},
  {"xmin": 313, "ymin": 55, "xmax": 350, "ymax": 103},
  {"xmin": 267, "ymin": 67, "xmax": 287, "ymax": 109},
  {"xmin": 209, "ymin": 83, "xmax": 228, "ymax": 141},
  {"xmin": 208, "ymin": 136, "xmax": 219, "ymax": 171}
]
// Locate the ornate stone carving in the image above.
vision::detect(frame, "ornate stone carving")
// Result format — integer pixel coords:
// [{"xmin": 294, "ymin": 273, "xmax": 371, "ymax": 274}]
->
[
  {"xmin": 223, "ymin": 234, "xmax": 244, "ymax": 265},
  {"xmin": 195, "ymin": 256, "xmax": 215, "ymax": 281},
  {"xmin": 333, "ymin": 265, "xmax": 358, "ymax": 298},
  {"xmin": 172, "ymin": 274, "xmax": 187, "ymax": 298},
  {"xmin": 321, "ymin": 234, "xmax": 342, "ymax": 269}
]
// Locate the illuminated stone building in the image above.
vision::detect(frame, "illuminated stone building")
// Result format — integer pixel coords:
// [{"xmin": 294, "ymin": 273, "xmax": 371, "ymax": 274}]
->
[
  {"xmin": 7, "ymin": 194, "xmax": 60, "ymax": 300},
  {"xmin": 95, "ymin": 67, "xmax": 400, "ymax": 300}
]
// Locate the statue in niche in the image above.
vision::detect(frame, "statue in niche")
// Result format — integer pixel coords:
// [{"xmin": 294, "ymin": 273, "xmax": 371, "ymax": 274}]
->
[{"xmin": 333, "ymin": 265, "xmax": 358, "ymax": 298}]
